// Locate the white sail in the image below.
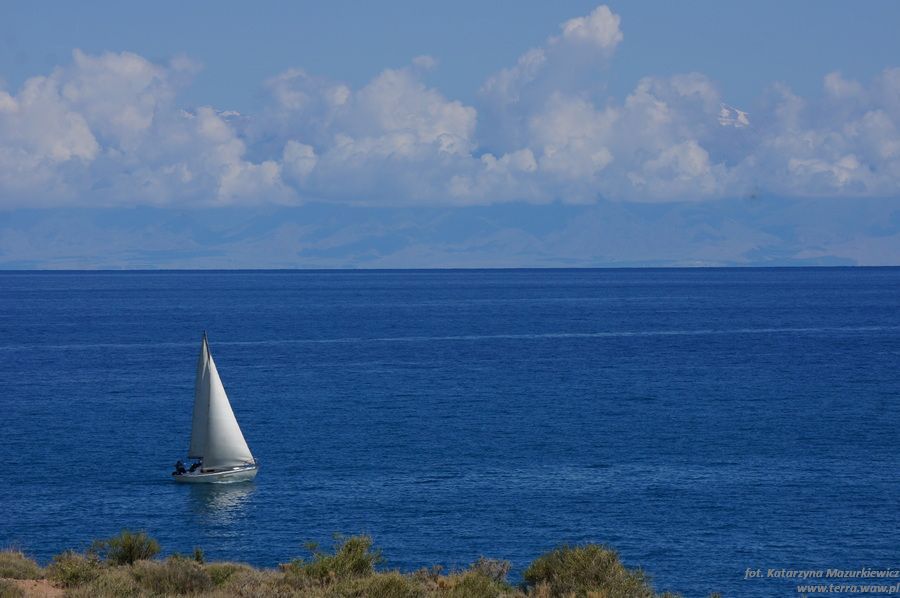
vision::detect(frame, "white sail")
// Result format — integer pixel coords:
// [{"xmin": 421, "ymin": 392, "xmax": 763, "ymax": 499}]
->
[
  {"xmin": 202, "ymin": 350, "xmax": 254, "ymax": 469},
  {"xmin": 187, "ymin": 334, "xmax": 254, "ymax": 470},
  {"xmin": 188, "ymin": 337, "xmax": 210, "ymax": 459}
]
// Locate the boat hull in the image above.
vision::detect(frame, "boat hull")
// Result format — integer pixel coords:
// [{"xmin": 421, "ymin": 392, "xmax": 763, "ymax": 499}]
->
[{"xmin": 172, "ymin": 465, "xmax": 258, "ymax": 484}]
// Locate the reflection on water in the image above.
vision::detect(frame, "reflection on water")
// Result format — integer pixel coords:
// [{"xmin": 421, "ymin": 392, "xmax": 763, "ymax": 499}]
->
[{"xmin": 187, "ymin": 483, "xmax": 256, "ymax": 524}]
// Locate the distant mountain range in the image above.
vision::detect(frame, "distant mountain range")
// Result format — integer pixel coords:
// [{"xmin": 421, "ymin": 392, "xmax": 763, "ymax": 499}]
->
[{"xmin": 2, "ymin": 197, "xmax": 898, "ymax": 268}]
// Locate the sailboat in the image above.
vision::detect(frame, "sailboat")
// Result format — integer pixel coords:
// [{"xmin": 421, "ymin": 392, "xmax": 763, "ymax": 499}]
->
[{"xmin": 172, "ymin": 332, "xmax": 258, "ymax": 483}]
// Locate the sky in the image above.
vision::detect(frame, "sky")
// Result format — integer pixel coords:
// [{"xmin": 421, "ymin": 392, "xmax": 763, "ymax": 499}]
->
[{"xmin": 1, "ymin": 1, "xmax": 900, "ymax": 268}]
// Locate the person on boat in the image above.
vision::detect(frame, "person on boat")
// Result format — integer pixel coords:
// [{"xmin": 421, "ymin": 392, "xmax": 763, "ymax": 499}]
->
[
  {"xmin": 189, "ymin": 461, "xmax": 200, "ymax": 472},
  {"xmin": 174, "ymin": 460, "xmax": 186, "ymax": 475}
]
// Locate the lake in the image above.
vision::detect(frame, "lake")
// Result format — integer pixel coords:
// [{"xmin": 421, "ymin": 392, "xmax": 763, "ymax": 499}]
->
[{"xmin": 1, "ymin": 268, "xmax": 898, "ymax": 596}]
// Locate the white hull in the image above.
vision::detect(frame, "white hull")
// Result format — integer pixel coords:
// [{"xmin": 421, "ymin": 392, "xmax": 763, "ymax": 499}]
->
[{"xmin": 173, "ymin": 465, "xmax": 258, "ymax": 484}]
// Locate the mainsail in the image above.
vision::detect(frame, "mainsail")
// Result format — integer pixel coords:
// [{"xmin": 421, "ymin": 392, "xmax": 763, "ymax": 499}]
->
[
  {"xmin": 187, "ymin": 333, "xmax": 254, "ymax": 470},
  {"xmin": 188, "ymin": 336, "xmax": 210, "ymax": 459}
]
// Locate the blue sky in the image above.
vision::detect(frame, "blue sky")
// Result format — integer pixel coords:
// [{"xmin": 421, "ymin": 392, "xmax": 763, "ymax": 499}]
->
[
  {"xmin": 1, "ymin": 1, "xmax": 899, "ymax": 267},
  {"xmin": 5, "ymin": 1, "xmax": 900, "ymax": 112}
]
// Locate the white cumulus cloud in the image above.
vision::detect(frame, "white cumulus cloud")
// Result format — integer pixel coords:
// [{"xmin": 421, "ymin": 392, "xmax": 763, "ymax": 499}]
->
[
  {"xmin": 1, "ymin": 5, "xmax": 900, "ymax": 208},
  {"xmin": 0, "ymin": 50, "xmax": 291, "ymax": 207},
  {"xmin": 560, "ymin": 5, "xmax": 624, "ymax": 49}
]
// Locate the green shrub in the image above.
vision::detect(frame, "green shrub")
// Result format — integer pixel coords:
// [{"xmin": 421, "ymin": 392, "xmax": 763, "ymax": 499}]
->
[
  {"xmin": 282, "ymin": 535, "xmax": 383, "ymax": 586},
  {"xmin": 131, "ymin": 556, "xmax": 214, "ymax": 595},
  {"xmin": 0, "ymin": 550, "xmax": 42, "ymax": 580},
  {"xmin": 193, "ymin": 546, "xmax": 205, "ymax": 564},
  {"xmin": 91, "ymin": 530, "xmax": 160, "ymax": 566},
  {"xmin": 0, "ymin": 579, "xmax": 25, "ymax": 598},
  {"xmin": 46, "ymin": 550, "xmax": 102, "ymax": 587},
  {"xmin": 523, "ymin": 544, "xmax": 659, "ymax": 598}
]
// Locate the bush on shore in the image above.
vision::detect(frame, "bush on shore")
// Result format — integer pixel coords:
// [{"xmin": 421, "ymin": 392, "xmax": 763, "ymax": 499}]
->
[
  {"xmin": 281, "ymin": 535, "xmax": 382, "ymax": 587},
  {"xmin": 91, "ymin": 530, "xmax": 160, "ymax": 566},
  {"xmin": 523, "ymin": 543, "xmax": 659, "ymax": 597},
  {"xmin": 10, "ymin": 532, "xmax": 709, "ymax": 597},
  {"xmin": 520, "ymin": 543, "xmax": 695, "ymax": 597}
]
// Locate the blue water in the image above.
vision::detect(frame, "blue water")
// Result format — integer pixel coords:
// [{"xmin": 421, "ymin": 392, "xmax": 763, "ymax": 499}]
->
[{"xmin": 1, "ymin": 269, "xmax": 898, "ymax": 596}]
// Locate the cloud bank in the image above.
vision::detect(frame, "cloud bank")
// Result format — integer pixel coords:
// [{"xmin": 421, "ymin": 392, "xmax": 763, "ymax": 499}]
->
[{"xmin": 1, "ymin": 5, "xmax": 900, "ymax": 208}]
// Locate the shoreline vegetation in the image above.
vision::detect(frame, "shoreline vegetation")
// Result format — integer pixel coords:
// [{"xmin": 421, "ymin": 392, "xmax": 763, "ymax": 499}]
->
[{"xmin": 0, "ymin": 531, "xmax": 720, "ymax": 597}]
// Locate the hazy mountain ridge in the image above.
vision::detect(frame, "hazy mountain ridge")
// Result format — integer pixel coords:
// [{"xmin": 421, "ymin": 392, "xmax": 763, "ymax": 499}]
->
[{"xmin": 2, "ymin": 197, "xmax": 897, "ymax": 269}]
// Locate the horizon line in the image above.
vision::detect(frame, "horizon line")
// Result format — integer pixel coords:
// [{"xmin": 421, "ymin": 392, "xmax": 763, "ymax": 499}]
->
[{"xmin": 2, "ymin": 265, "xmax": 898, "ymax": 274}]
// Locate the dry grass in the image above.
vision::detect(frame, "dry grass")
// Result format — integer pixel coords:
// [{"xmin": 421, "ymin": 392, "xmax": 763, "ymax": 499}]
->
[
  {"xmin": 45, "ymin": 551, "xmax": 102, "ymax": 588},
  {"xmin": 131, "ymin": 556, "xmax": 214, "ymax": 595},
  {"xmin": 205, "ymin": 562, "xmax": 255, "ymax": 587},
  {"xmin": 0, "ymin": 579, "xmax": 62, "ymax": 598},
  {"xmin": 0, "ymin": 579, "xmax": 25, "ymax": 598},
  {"xmin": 63, "ymin": 568, "xmax": 141, "ymax": 598},
  {"xmin": 210, "ymin": 568, "xmax": 295, "ymax": 598},
  {"xmin": 0, "ymin": 551, "xmax": 42, "ymax": 580}
]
